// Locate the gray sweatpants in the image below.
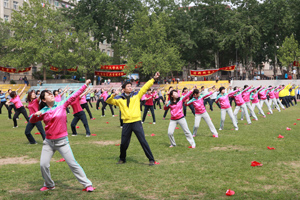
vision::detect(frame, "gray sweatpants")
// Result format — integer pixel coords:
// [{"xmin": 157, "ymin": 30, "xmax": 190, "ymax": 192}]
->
[
  {"xmin": 40, "ymin": 137, "xmax": 92, "ymax": 188},
  {"xmin": 193, "ymin": 112, "xmax": 218, "ymax": 136},
  {"xmin": 260, "ymin": 99, "xmax": 273, "ymax": 114},
  {"xmin": 220, "ymin": 108, "xmax": 238, "ymax": 129},
  {"xmin": 168, "ymin": 117, "xmax": 195, "ymax": 147},
  {"xmin": 234, "ymin": 104, "xmax": 251, "ymax": 124},
  {"xmin": 277, "ymin": 98, "xmax": 285, "ymax": 109},
  {"xmin": 241, "ymin": 101, "xmax": 258, "ymax": 120},
  {"xmin": 269, "ymin": 98, "xmax": 280, "ymax": 112},
  {"xmin": 252, "ymin": 102, "xmax": 265, "ymax": 116}
]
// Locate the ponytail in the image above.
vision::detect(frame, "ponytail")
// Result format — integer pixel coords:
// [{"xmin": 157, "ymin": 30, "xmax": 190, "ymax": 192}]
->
[{"xmin": 190, "ymin": 89, "xmax": 199, "ymax": 99}]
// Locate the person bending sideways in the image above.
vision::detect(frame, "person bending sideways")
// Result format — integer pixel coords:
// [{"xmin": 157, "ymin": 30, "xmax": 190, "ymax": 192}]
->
[{"xmin": 106, "ymin": 72, "xmax": 160, "ymax": 166}]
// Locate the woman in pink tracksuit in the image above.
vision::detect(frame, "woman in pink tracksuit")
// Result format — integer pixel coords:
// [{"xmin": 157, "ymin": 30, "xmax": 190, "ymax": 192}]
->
[
  {"xmin": 215, "ymin": 87, "xmax": 238, "ymax": 130},
  {"xmin": 100, "ymin": 89, "xmax": 114, "ymax": 117},
  {"xmin": 187, "ymin": 88, "xmax": 218, "ymax": 138},
  {"xmin": 233, "ymin": 86, "xmax": 252, "ymax": 125},
  {"xmin": 241, "ymin": 85, "xmax": 259, "ymax": 121},
  {"xmin": 274, "ymin": 86, "xmax": 285, "ymax": 110},
  {"xmin": 29, "ymin": 80, "xmax": 94, "ymax": 192},
  {"xmin": 164, "ymin": 88, "xmax": 196, "ymax": 148},
  {"xmin": 250, "ymin": 87, "xmax": 266, "ymax": 117},
  {"xmin": 258, "ymin": 86, "xmax": 273, "ymax": 114},
  {"xmin": 267, "ymin": 86, "xmax": 281, "ymax": 112}
]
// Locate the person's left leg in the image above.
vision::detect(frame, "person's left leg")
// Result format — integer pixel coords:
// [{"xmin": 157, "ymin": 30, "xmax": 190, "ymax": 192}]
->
[
  {"xmin": 20, "ymin": 107, "xmax": 29, "ymax": 121},
  {"xmin": 202, "ymin": 112, "xmax": 218, "ymax": 136},
  {"xmin": 24, "ymin": 122, "xmax": 37, "ymax": 144},
  {"xmin": 188, "ymin": 104, "xmax": 196, "ymax": 115},
  {"xmin": 132, "ymin": 121, "xmax": 155, "ymax": 162},
  {"xmin": 149, "ymin": 106, "xmax": 156, "ymax": 123},
  {"xmin": 79, "ymin": 112, "xmax": 91, "ymax": 136},
  {"xmin": 84, "ymin": 103, "xmax": 93, "ymax": 119},
  {"xmin": 241, "ymin": 104, "xmax": 251, "ymax": 124},
  {"xmin": 56, "ymin": 137, "xmax": 92, "ymax": 188},
  {"xmin": 35, "ymin": 121, "xmax": 46, "ymax": 140},
  {"xmin": 178, "ymin": 118, "xmax": 195, "ymax": 147},
  {"xmin": 246, "ymin": 102, "xmax": 257, "ymax": 120},
  {"xmin": 109, "ymin": 104, "xmax": 115, "ymax": 116}
]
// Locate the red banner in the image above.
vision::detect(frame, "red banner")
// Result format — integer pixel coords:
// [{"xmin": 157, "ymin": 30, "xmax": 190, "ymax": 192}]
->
[
  {"xmin": 0, "ymin": 66, "xmax": 31, "ymax": 73},
  {"xmin": 94, "ymin": 71, "xmax": 126, "ymax": 77},
  {"xmin": 190, "ymin": 65, "xmax": 235, "ymax": 76},
  {"xmin": 293, "ymin": 61, "xmax": 300, "ymax": 67},
  {"xmin": 100, "ymin": 65, "xmax": 127, "ymax": 70},
  {"xmin": 50, "ymin": 66, "xmax": 78, "ymax": 72}
]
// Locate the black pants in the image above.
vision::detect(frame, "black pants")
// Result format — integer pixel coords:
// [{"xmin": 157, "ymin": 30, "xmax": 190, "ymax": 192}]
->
[
  {"xmin": 81, "ymin": 103, "xmax": 93, "ymax": 119},
  {"xmin": 163, "ymin": 107, "xmax": 169, "ymax": 118},
  {"xmin": 140, "ymin": 100, "xmax": 145, "ymax": 111},
  {"xmin": 211, "ymin": 99, "xmax": 221, "ymax": 108},
  {"xmin": 87, "ymin": 99, "xmax": 93, "ymax": 108},
  {"xmin": 91, "ymin": 97, "xmax": 96, "ymax": 102},
  {"xmin": 120, "ymin": 121, "xmax": 154, "ymax": 162},
  {"xmin": 204, "ymin": 97, "xmax": 213, "ymax": 111},
  {"xmin": 0, "ymin": 101, "xmax": 8, "ymax": 114},
  {"xmin": 13, "ymin": 106, "xmax": 29, "ymax": 127},
  {"xmin": 229, "ymin": 97, "xmax": 236, "ymax": 107},
  {"xmin": 8, "ymin": 104, "xmax": 16, "ymax": 119},
  {"xmin": 297, "ymin": 94, "xmax": 300, "ymax": 99},
  {"xmin": 102, "ymin": 102, "xmax": 114, "ymax": 116},
  {"xmin": 66, "ymin": 107, "xmax": 70, "ymax": 114},
  {"xmin": 71, "ymin": 111, "xmax": 91, "ymax": 135},
  {"xmin": 25, "ymin": 121, "xmax": 45, "ymax": 144},
  {"xmin": 158, "ymin": 96, "xmax": 165, "ymax": 104},
  {"xmin": 280, "ymin": 97, "xmax": 289, "ymax": 107},
  {"xmin": 96, "ymin": 99, "xmax": 104, "ymax": 110},
  {"xmin": 153, "ymin": 98, "xmax": 161, "ymax": 110},
  {"xmin": 142, "ymin": 105, "xmax": 156, "ymax": 122},
  {"xmin": 290, "ymin": 96, "xmax": 297, "ymax": 105},
  {"xmin": 183, "ymin": 103, "xmax": 195, "ymax": 116},
  {"xmin": 287, "ymin": 96, "xmax": 294, "ymax": 107}
]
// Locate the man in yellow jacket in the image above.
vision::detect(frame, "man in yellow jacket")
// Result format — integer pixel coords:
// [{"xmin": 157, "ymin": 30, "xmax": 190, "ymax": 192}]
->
[
  {"xmin": 106, "ymin": 72, "xmax": 160, "ymax": 165},
  {"xmin": 290, "ymin": 85, "xmax": 298, "ymax": 105},
  {"xmin": 279, "ymin": 84, "xmax": 292, "ymax": 108}
]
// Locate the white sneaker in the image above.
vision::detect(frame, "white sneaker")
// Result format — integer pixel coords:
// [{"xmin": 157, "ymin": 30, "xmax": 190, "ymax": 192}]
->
[
  {"xmin": 112, "ymin": 115, "xmax": 115, "ymax": 117},
  {"xmin": 13, "ymin": 126, "xmax": 18, "ymax": 128},
  {"xmin": 235, "ymin": 128, "xmax": 239, "ymax": 131},
  {"xmin": 141, "ymin": 122, "xmax": 144, "ymax": 124},
  {"xmin": 219, "ymin": 128, "xmax": 222, "ymax": 131},
  {"xmin": 120, "ymin": 126, "xmax": 123, "ymax": 128},
  {"xmin": 153, "ymin": 122, "xmax": 156, "ymax": 124},
  {"xmin": 86, "ymin": 135, "xmax": 90, "ymax": 137},
  {"xmin": 241, "ymin": 118, "xmax": 244, "ymax": 121}
]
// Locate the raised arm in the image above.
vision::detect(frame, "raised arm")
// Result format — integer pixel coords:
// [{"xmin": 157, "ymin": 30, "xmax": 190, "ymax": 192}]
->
[
  {"xmin": 18, "ymin": 84, "xmax": 27, "ymax": 97},
  {"xmin": 228, "ymin": 89, "xmax": 239, "ymax": 97},
  {"xmin": 80, "ymin": 87, "xmax": 93, "ymax": 98},
  {"xmin": 137, "ymin": 72, "xmax": 160, "ymax": 99},
  {"xmin": 60, "ymin": 87, "xmax": 69, "ymax": 96},
  {"xmin": 241, "ymin": 86, "xmax": 252, "ymax": 93},
  {"xmin": 106, "ymin": 89, "xmax": 121, "ymax": 106}
]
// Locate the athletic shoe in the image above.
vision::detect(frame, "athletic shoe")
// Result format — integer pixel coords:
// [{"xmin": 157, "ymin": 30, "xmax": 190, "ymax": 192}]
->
[
  {"xmin": 86, "ymin": 135, "xmax": 90, "ymax": 137},
  {"xmin": 219, "ymin": 128, "xmax": 222, "ymax": 131},
  {"xmin": 13, "ymin": 126, "xmax": 18, "ymax": 128},
  {"xmin": 28, "ymin": 142, "xmax": 38, "ymax": 145},
  {"xmin": 235, "ymin": 128, "xmax": 239, "ymax": 131},
  {"xmin": 101, "ymin": 115, "xmax": 105, "ymax": 117},
  {"xmin": 153, "ymin": 122, "xmax": 156, "ymax": 124},
  {"xmin": 120, "ymin": 126, "xmax": 123, "ymax": 128},
  {"xmin": 248, "ymin": 123, "xmax": 251, "ymax": 125},
  {"xmin": 241, "ymin": 118, "xmax": 244, "ymax": 121},
  {"xmin": 149, "ymin": 161, "xmax": 160, "ymax": 166},
  {"xmin": 169, "ymin": 145, "xmax": 174, "ymax": 148},
  {"xmin": 141, "ymin": 122, "xmax": 144, "ymax": 124},
  {"xmin": 193, "ymin": 135, "xmax": 196, "ymax": 137},
  {"xmin": 90, "ymin": 118, "xmax": 96, "ymax": 120},
  {"xmin": 40, "ymin": 186, "xmax": 55, "ymax": 191},
  {"xmin": 213, "ymin": 135, "xmax": 218, "ymax": 138},
  {"xmin": 188, "ymin": 146, "xmax": 196, "ymax": 149},
  {"xmin": 72, "ymin": 134, "xmax": 77, "ymax": 136},
  {"xmin": 117, "ymin": 160, "xmax": 126, "ymax": 164},
  {"xmin": 163, "ymin": 118, "xmax": 165, "ymax": 120},
  {"xmin": 263, "ymin": 116, "xmax": 266, "ymax": 118},
  {"xmin": 85, "ymin": 186, "xmax": 94, "ymax": 192},
  {"xmin": 112, "ymin": 115, "xmax": 115, "ymax": 117}
]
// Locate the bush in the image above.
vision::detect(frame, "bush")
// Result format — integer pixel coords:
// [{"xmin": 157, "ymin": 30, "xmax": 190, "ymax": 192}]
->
[
  {"xmin": 10, "ymin": 80, "xmax": 16, "ymax": 84},
  {"xmin": 61, "ymin": 75, "xmax": 72, "ymax": 79}
]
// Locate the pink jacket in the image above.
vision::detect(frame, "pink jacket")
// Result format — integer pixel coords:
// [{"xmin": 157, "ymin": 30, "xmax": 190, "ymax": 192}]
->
[
  {"xmin": 100, "ymin": 91, "xmax": 108, "ymax": 101},
  {"xmin": 275, "ymin": 88, "xmax": 284, "ymax": 99},
  {"xmin": 71, "ymin": 97, "xmax": 83, "ymax": 114},
  {"xmin": 258, "ymin": 87, "xmax": 273, "ymax": 100},
  {"xmin": 242, "ymin": 86, "xmax": 259, "ymax": 102},
  {"xmin": 80, "ymin": 95, "xmax": 87, "ymax": 104},
  {"xmin": 268, "ymin": 88, "xmax": 277, "ymax": 99},
  {"xmin": 10, "ymin": 95, "xmax": 23, "ymax": 109},
  {"xmin": 216, "ymin": 90, "xmax": 238, "ymax": 109},
  {"xmin": 29, "ymin": 84, "xmax": 87, "ymax": 140},
  {"xmin": 141, "ymin": 94, "xmax": 146, "ymax": 101},
  {"xmin": 54, "ymin": 94, "xmax": 61, "ymax": 102},
  {"xmin": 187, "ymin": 92, "xmax": 212, "ymax": 114},
  {"xmin": 28, "ymin": 98, "xmax": 39, "ymax": 115},
  {"xmin": 250, "ymin": 87, "xmax": 264, "ymax": 103},
  {"xmin": 164, "ymin": 90, "xmax": 192, "ymax": 120}
]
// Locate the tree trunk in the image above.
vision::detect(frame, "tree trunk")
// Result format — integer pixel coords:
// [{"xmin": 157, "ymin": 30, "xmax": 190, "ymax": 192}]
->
[
  {"xmin": 43, "ymin": 67, "xmax": 47, "ymax": 81},
  {"xmin": 274, "ymin": 51, "xmax": 277, "ymax": 79}
]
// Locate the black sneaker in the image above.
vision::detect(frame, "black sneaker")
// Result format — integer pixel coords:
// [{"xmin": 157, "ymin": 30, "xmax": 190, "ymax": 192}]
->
[{"xmin": 117, "ymin": 160, "xmax": 126, "ymax": 164}]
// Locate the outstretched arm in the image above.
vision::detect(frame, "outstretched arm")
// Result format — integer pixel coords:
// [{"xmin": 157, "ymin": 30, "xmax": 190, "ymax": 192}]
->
[{"xmin": 18, "ymin": 84, "xmax": 27, "ymax": 97}]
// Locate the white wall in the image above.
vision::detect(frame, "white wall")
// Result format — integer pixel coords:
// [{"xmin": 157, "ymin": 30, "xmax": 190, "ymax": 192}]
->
[{"xmin": 232, "ymin": 80, "xmax": 300, "ymax": 87}]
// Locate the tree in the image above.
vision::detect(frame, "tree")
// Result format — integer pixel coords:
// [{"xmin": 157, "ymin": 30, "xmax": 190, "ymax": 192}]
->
[
  {"xmin": 278, "ymin": 34, "xmax": 300, "ymax": 73},
  {"xmin": 121, "ymin": 11, "xmax": 184, "ymax": 76}
]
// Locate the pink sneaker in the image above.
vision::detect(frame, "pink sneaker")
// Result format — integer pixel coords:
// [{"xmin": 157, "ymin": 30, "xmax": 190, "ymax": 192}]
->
[
  {"xmin": 188, "ymin": 146, "xmax": 196, "ymax": 149},
  {"xmin": 83, "ymin": 186, "xmax": 95, "ymax": 192},
  {"xmin": 263, "ymin": 116, "xmax": 266, "ymax": 118},
  {"xmin": 169, "ymin": 145, "xmax": 174, "ymax": 148},
  {"xmin": 40, "ymin": 186, "xmax": 55, "ymax": 191},
  {"xmin": 213, "ymin": 135, "xmax": 218, "ymax": 138},
  {"xmin": 193, "ymin": 135, "xmax": 196, "ymax": 137},
  {"xmin": 163, "ymin": 118, "xmax": 165, "ymax": 120}
]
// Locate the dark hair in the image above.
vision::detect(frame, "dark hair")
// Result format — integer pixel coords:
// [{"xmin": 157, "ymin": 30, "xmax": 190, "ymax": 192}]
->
[
  {"xmin": 111, "ymin": 89, "xmax": 115, "ymax": 93},
  {"xmin": 201, "ymin": 86, "xmax": 204, "ymax": 89},
  {"xmin": 36, "ymin": 90, "xmax": 40, "ymax": 94},
  {"xmin": 182, "ymin": 87, "xmax": 187, "ymax": 93},
  {"xmin": 8, "ymin": 89, "xmax": 11, "ymax": 92},
  {"xmin": 27, "ymin": 90, "xmax": 36, "ymax": 102},
  {"xmin": 122, "ymin": 82, "xmax": 132, "ymax": 89},
  {"xmin": 219, "ymin": 87, "xmax": 225, "ymax": 93},
  {"xmin": 53, "ymin": 90, "xmax": 58, "ymax": 96},
  {"xmin": 190, "ymin": 89, "xmax": 199, "ymax": 99},
  {"xmin": 39, "ymin": 90, "xmax": 52, "ymax": 110},
  {"xmin": 147, "ymin": 89, "xmax": 151, "ymax": 92},
  {"xmin": 168, "ymin": 86, "xmax": 173, "ymax": 90},
  {"xmin": 10, "ymin": 91, "xmax": 17, "ymax": 98},
  {"xmin": 233, "ymin": 86, "xmax": 237, "ymax": 91},
  {"xmin": 169, "ymin": 90, "xmax": 180, "ymax": 105},
  {"xmin": 269, "ymin": 85, "xmax": 272, "ymax": 88},
  {"xmin": 58, "ymin": 88, "xmax": 62, "ymax": 92},
  {"xmin": 244, "ymin": 85, "xmax": 248, "ymax": 89}
]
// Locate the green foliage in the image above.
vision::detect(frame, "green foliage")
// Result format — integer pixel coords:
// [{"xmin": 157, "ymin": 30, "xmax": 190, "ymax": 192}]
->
[{"xmin": 278, "ymin": 34, "xmax": 300, "ymax": 67}]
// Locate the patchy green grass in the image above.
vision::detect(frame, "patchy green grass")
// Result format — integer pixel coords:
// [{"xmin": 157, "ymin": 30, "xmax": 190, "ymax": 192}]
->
[{"xmin": 1, "ymin": 103, "xmax": 300, "ymax": 199}]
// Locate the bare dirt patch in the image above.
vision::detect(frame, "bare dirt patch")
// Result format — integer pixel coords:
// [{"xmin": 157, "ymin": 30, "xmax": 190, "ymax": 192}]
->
[
  {"xmin": 0, "ymin": 156, "xmax": 38, "ymax": 165},
  {"xmin": 91, "ymin": 140, "xmax": 120, "ymax": 146}
]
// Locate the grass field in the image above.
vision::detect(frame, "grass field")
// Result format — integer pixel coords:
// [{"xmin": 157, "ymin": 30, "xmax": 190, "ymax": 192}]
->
[{"xmin": 0, "ymin": 103, "xmax": 300, "ymax": 199}]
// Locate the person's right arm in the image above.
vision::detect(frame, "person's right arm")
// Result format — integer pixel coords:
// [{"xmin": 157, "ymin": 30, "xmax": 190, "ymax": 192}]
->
[
  {"xmin": 137, "ymin": 72, "xmax": 160, "ymax": 99},
  {"xmin": 228, "ymin": 89, "xmax": 239, "ymax": 97}
]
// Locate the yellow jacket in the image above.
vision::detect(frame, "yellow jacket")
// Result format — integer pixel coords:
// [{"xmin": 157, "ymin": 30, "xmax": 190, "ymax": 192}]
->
[
  {"xmin": 290, "ymin": 86, "xmax": 298, "ymax": 96},
  {"xmin": 106, "ymin": 79, "xmax": 154, "ymax": 123},
  {"xmin": 279, "ymin": 84, "xmax": 291, "ymax": 97}
]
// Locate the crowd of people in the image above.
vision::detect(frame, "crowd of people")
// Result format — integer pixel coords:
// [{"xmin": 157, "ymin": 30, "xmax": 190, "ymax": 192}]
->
[{"xmin": 0, "ymin": 73, "xmax": 299, "ymax": 192}]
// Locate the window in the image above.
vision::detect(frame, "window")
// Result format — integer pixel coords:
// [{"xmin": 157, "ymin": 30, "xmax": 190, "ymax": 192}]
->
[
  {"xmin": 102, "ymin": 49, "xmax": 105, "ymax": 52},
  {"xmin": 4, "ymin": 15, "xmax": 9, "ymax": 21},
  {"xmin": 103, "ymin": 40, "xmax": 107, "ymax": 44},
  {"xmin": 61, "ymin": 3, "xmax": 65, "ymax": 7},
  {"xmin": 107, "ymin": 50, "xmax": 110, "ymax": 56},
  {"xmin": 13, "ymin": 1, "xmax": 18, "ymax": 10},
  {"xmin": 54, "ymin": 1, "xmax": 59, "ymax": 6},
  {"xmin": 111, "ymin": 51, "xmax": 114, "ymax": 57},
  {"xmin": 32, "ymin": 67, "xmax": 37, "ymax": 73},
  {"xmin": 48, "ymin": 0, "xmax": 52, "ymax": 4},
  {"xmin": 4, "ymin": 0, "xmax": 8, "ymax": 8}
]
